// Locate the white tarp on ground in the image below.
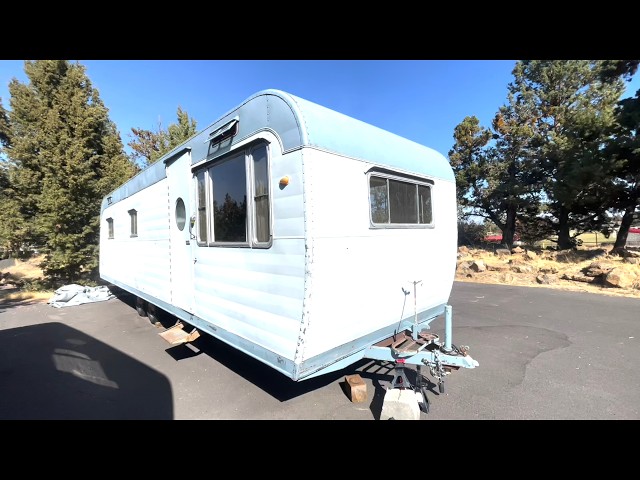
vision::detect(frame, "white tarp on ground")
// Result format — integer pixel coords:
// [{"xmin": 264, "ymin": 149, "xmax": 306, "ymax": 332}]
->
[{"xmin": 48, "ymin": 284, "xmax": 115, "ymax": 308}]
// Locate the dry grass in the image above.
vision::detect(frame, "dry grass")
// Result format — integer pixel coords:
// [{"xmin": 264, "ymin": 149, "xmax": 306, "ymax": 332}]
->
[
  {"xmin": 6, "ymin": 255, "xmax": 46, "ymax": 279},
  {"xmin": 456, "ymin": 245, "xmax": 640, "ymax": 299},
  {"xmin": 2, "ymin": 248, "xmax": 640, "ymax": 307},
  {"xmin": 0, "ymin": 255, "xmax": 53, "ymax": 305}
]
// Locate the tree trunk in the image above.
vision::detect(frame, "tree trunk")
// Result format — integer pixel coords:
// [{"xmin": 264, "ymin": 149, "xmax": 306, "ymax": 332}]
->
[
  {"xmin": 557, "ymin": 207, "xmax": 572, "ymax": 250},
  {"xmin": 613, "ymin": 203, "xmax": 636, "ymax": 249},
  {"xmin": 501, "ymin": 203, "xmax": 517, "ymax": 248}
]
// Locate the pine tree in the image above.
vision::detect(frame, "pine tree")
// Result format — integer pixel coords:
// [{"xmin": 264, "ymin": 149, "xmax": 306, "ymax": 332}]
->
[
  {"xmin": 0, "ymin": 98, "xmax": 9, "ymax": 148},
  {"xmin": 449, "ymin": 92, "xmax": 540, "ymax": 248},
  {"xmin": 128, "ymin": 105, "xmax": 198, "ymax": 167},
  {"xmin": 4, "ymin": 60, "xmax": 137, "ymax": 282},
  {"xmin": 608, "ymin": 89, "xmax": 640, "ymax": 249},
  {"xmin": 512, "ymin": 60, "xmax": 628, "ymax": 250}
]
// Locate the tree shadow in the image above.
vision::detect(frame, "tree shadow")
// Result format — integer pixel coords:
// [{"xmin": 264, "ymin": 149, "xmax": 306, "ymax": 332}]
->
[{"xmin": 0, "ymin": 322, "xmax": 173, "ymax": 419}]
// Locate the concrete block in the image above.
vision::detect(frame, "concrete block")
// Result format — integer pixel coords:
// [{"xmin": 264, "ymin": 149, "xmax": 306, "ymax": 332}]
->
[
  {"xmin": 380, "ymin": 388, "xmax": 421, "ymax": 420},
  {"xmin": 345, "ymin": 374, "xmax": 367, "ymax": 403}
]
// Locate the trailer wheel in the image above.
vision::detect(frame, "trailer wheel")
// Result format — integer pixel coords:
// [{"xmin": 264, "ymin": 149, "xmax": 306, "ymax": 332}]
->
[
  {"xmin": 147, "ymin": 303, "xmax": 161, "ymax": 326},
  {"xmin": 136, "ymin": 297, "xmax": 148, "ymax": 317}
]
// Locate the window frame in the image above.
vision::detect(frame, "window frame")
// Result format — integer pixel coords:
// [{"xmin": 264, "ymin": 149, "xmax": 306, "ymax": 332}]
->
[
  {"xmin": 107, "ymin": 217, "xmax": 114, "ymax": 239},
  {"xmin": 367, "ymin": 172, "xmax": 434, "ymax": 229},
  {"xmin": 128, "ymin": 209, "xmax": 138, "ymax": 237},
  {"xmin": 194, "ymin": 140, "xmax": 272, "ymax": 249}
]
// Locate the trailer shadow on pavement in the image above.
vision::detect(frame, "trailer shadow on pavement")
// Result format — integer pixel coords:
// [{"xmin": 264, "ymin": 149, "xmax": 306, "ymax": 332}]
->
[
  {"xmin": 112, "ymin": 290, "xmax": 442, "ymax": 419},
  {"xmin": 0, "ymin": 321, "xmax": 174, "ymax": 420}
]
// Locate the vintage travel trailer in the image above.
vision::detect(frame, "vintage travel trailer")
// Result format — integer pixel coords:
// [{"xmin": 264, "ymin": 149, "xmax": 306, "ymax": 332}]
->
[{"xmin": 99, "ymin": 89, "xmax": 478, "ymax": 412}]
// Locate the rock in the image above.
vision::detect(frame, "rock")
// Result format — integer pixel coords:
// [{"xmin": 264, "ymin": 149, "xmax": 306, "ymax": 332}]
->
[
  {"xmin": 536, "ymin": 274, "xmax": 558, "ymax": 284},
  {"xmin": 470, "ymin": 260, "xmax": 486, "ymax": 272},
  {"xmin": 500, "ymin": 272, "xmax": 515, "ymax": 283},
  {"xmin": 525, "ymin": 250, "xmax": 538, "ymax": 260},
  {"xmin": 561, "ymin": 273, "xmax": 595, "ymax": 284},
  {"xmin": 485, "ymin": 263, "xmax": 509, "ymax": 272},
  {"xmin": 623, "ymin": 257, "xmax": 640, "ymax": 264},
  {"xmin": 511, "ymin": 246, "xmax": 524, "ymax": 254},
  {"xmin": 539, "ymin": 266, "xmax": 559, "ymax": 274},
  {"xmin": 583, "ymin": 262, "xmax": 615, "ymax": 277},
  {"xmin": 511, "ymin": 265, "xmax": 535, "ymax": 274},
  {"xmin": 495, "ymin": 248, "xmax": 511, "ymax": 256},
  {"xmin": 458, "ymin": 246, "xmax": 469, "ymax": 255},
  {"xmin": 604, "ymin": 268, "xmax": 638, "ymax": 289}
]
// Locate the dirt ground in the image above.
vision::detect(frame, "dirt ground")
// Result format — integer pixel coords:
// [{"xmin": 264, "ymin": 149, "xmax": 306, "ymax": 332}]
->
[
  {"xmin": 0, "ymin": 256, "xmax": 53, "ymax": 306},
  {"xmin": 2, "ymin": 246, "xmax": 640, "ymax": 306},
  {"xmin": 456, "ymin": 245, "xmax": 640, "ymax": 299}
]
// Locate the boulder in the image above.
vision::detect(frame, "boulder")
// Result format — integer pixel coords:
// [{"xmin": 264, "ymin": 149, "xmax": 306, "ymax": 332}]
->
[
  {"xmin": 511, "ymin": 265, "xmax": 535, "ymax": 274},
  {"xmin": 604, "ymin": 268, "xmax": 638, "ymax": 289},
  {"xmin": 561, "ymin": 273, "xmax": 595, "ymax": 284},
  {"xmin": 536, "ymin": 274, "xmax": 558, "ymax": 285},
  {"xmin": 470, "ymin": 260, "xmax": 486, "ymax": 272},
  {"xmin": 583, "ymin": 262, "xmax": 615, "ymax": 277}
]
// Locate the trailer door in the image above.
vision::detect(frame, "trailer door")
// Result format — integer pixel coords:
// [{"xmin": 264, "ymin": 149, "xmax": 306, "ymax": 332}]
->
[{"xmin": 166, "ymin": 150, "xmax": 194, "ymax": 313}]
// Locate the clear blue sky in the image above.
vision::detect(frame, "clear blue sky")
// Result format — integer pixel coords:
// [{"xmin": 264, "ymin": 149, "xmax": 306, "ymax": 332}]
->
[{"xmin": 1, "ymin": 60, "xmax": 639, "ymax": 160}]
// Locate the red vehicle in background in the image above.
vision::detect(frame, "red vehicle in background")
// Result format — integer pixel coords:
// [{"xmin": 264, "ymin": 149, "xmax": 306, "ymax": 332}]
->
[{"xmin": 484, "ymin": 232, "xmax": 522, "ymax": 245}]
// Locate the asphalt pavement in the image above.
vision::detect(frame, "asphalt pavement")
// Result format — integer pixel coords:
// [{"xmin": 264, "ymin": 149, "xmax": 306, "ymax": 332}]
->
[{"xmin": 1, "ymin": 282, "xmax": 638, "ymax": 420}]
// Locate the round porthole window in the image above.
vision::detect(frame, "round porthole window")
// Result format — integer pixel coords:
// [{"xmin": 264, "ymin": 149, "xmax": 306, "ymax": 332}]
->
[{"xmin": 175, "ymin": 198, "xmax": 186, "ymax": 231}]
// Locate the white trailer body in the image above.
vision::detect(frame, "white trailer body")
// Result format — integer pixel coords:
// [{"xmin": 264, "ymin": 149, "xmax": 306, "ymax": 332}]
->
[{"xmin": 100, "ymin": 89, "xmax": 469, "ymax": 382}]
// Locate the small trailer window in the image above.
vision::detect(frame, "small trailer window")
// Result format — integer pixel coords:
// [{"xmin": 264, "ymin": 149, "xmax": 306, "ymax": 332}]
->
[
  {"xmin": 128, "ymin": 209, "xmax": 138, "ymax": 237},
  {"xmin": 195, "ymin": 141, "xmax": 271, "ymax": 248},
  {"xmin": 196, "ymin": 171, "xmax": 208, "ymax": 242},
  {"xmin": 107, "ymin": 218, "xmax": 114, "ymax": 239},
  {"xmin": 175, "ymin": 198, "xmax": 186, "ymax": 231},
  {"xmin": 369, "ymin": 174, "xmax": 433, "ymax": 226},
  {"xmin": 252, "ymin": 144, "xmax": 271, "ymax": 244}
]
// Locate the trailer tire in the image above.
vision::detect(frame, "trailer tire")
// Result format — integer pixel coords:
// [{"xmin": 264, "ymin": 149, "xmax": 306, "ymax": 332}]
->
[
  {"xmin": 147, "ymin": 303, "xmax": 161, "ymax": 326},
  {"xmin": 136, "ymin": 297, "xmax": 148, "ymax": 317}
]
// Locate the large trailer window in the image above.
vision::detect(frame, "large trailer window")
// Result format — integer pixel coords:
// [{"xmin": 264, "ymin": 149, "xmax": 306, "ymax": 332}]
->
[
  {"xmin": 195, "ymin": 141, "xmax": 271, "ymax": 248},
  {"xmin": 211, "ymin": 153, "xmax": 247, "ymax": 243},
  {"xmin": 369, "ymin": 174, "xmax": 433, "ymax": 226}
]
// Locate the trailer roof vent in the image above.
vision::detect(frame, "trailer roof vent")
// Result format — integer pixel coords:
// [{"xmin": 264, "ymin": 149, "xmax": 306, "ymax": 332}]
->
[{"xmin": 208, "ymin": 118, "xmax": 238, "ymax": 146}]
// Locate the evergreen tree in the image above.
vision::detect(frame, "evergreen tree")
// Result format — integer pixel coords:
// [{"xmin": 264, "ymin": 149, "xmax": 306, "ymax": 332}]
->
[
  {"xmin": 0, "ymin": 98, "xmax": 10, "ymax": 148},
  {"xmin": 4, "ymin": 60, "xmax": 137, "ymax": 282},
  {"xmin": 608, "ymin": 89, "xmax": 640, "ymax": 249},
  {"xmin": 128, "ymin": 105, "xmax": 198, "ymax": 167},
  {"xmin": 0, "ymin": 99, "xmax": 11, "ymax": 255},
  {"xmin": 513, "ymin": 60, "xmax": 627, "ymax": 250},
  {"xmin": 449, "ymin": 92, "xmax": 540, "ymax": 248}
]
